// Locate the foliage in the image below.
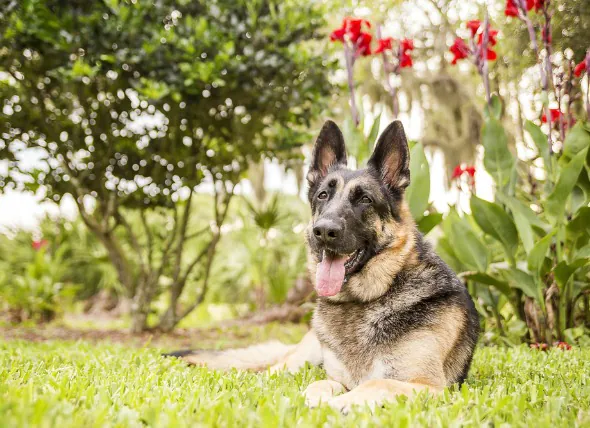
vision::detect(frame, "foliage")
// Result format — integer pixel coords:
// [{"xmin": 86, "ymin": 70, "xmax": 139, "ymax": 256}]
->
[
  {"xmin": 0, "ymin": 0, "xmax": 335, "ymax": 331},
  {"xmin": 1, "ymin": 334, "xmax": 590, "ymax": 426},
  {"xmin": 0, "ymin": 235, "xmax": 78, "ymax": 322},
  {"xmin": 439, "ymin": 95, "xmax": 590, "ymax": 344}
]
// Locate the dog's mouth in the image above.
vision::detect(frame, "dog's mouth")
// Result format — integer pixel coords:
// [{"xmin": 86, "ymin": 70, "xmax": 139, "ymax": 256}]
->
[{"xmin": 316, "ymin": 249, "xmax": 366, "ymax": 297}]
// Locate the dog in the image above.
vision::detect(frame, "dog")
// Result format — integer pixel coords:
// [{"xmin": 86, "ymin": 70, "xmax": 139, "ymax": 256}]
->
[{"xmin": 165, "ymin": 120, "xmax": 480, "ymax": 413}]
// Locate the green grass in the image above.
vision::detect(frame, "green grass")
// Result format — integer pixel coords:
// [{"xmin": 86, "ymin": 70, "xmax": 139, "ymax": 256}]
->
[{"xmin": 1, "ymin": 333, "xmax": 590, "ymax": 427}]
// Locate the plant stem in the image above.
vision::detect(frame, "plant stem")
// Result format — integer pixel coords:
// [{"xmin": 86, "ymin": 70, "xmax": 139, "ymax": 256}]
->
[
  {"xmin": 376, "ymin": 25, "xmax": 399, "ymax": 118},
  {"xmin": 481, "ymin": 12, "xmax": 492, "ymax": 107},
  {"xmin": 542, "ymin": 1, "xmax": 554, "ymax": 152},
  {"xmin": 344, "ymin": 43, "xmax": 360, "ymax": 126}
]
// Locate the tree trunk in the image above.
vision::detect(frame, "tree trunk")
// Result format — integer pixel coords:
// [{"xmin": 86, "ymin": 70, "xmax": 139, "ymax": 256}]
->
[
  {"xmin": 248, "ymin": 161, "xmax": 266, "ymax": 204},
  {"xmin": 95, "ymin": 230, "xmax": 135, "ymax": 295},
  {"xmin": 130, "ymin": 277, "xmax": 157, "ymax": 333}
]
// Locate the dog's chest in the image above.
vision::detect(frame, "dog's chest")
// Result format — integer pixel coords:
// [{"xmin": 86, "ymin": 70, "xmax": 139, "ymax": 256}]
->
[{"xmin": 313, "ymin": 302, "xmax": 393, "ymax": 389}]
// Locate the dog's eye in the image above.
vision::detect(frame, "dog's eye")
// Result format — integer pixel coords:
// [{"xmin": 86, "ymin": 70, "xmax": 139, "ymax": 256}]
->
[
  {"xmin": 360, "ymin": 195, "xmax": 372, "ymax": 204},
  {"xmin": 318, "ymin": 191, "xmax": 328, "ymax": 200}
]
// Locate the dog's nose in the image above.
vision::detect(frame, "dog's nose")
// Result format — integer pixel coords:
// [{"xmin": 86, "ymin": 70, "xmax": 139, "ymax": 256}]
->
[{"xmin": 313, "ymin": 219, "xmax": 343, "ymax": 244}]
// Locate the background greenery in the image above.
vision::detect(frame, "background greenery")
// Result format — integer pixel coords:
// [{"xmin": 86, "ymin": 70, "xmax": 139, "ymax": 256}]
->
[{"xmin": 1, "ymin": 0, "xmax": 590, "ymax": 352}]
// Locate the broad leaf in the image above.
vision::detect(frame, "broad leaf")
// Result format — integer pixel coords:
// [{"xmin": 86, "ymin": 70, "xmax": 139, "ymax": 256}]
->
[
  {"xmin": 501, "ymin": 268, "xmax": 541, "ymax": 301},
  {"xmin": 437, "ymin": 237, "xmax": 466, "ymax": 273},
  {"xmin": 524, "ymin": 120, "xmax": 551, "ymax": 173},
  {"xmin": 562, "ymin": 121, "xmax": 590, "ymax": 161},
  {"xmin": 406, "ymin": 143, "xmax": 430, "ymax": 221},
  {"xmin": 546, "ymin": 147, "xmax": 588, "ymax": 223},
  {"xmin": 447, "ymin": 214, "xmax": 489, "ymax": 272},
  {"xmin": 470, "ymin": 196, "xmax": 518, "ymax": 263},
  {"xmin": 464, "ymin": 272, "xmax": 512, "ymax": 297},
  {"xmin": 566, "ymin": 206, "xmax": 590, "ymax": 237},
  {"xmin": 527, "ymin": 229, "xmax": 556, "ymax": 274},
  {"xmin": 367, "ymin": 113, "xmax": 381, "ymax": 153},
  {"xmin": 417, "ymin": 212, "xmax": 443, "ymax": 235},
  {"xmin": 484, "ymin": 95, "xmax": 502, "ymax": 121},
  {"xmin": 553, "ymin": 259, "xmax": 589, "ymax": 288},
  {"xmin": 482, "ymin": 118, "xmax": 515, "ymax": 187},
  {"xmin": 496, "ymin": 193, "xmax": 537, "ymax": 254}
]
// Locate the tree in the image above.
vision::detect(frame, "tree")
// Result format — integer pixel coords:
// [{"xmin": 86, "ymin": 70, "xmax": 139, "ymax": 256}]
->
[{"xmin": 0, "ymin": 0, "xmax": 334, "ymax": 331}]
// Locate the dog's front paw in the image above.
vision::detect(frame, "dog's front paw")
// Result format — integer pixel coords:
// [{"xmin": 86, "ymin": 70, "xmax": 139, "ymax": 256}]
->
[
  {"xmin": 304, "ymin": 380, "xmax": 346, "ymax": 408},
  {"xmin": 327, "ymin": 395, "xmax": 377, "ymax": 415}
]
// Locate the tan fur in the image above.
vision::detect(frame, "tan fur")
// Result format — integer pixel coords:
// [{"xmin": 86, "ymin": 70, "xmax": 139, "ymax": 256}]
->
[
  {"xmin": 269, "ymin": 330, "xmax": 323, "ymax": 373},
  {"xmin": 181, "ymin": 341, "xmax": 295, "ymax": 371},
  {"xmin": 304, "ymin": 380, "xmax": 346, "ymax": 407},
  {"xmin": 325, "ymin": 379, "xmax": 441, "ymax": 413}
]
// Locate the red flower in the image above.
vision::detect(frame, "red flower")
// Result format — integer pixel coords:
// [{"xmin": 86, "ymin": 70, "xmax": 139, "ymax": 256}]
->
[
  {"xmin": 478, "ymin": 29, "xmax": 499, "ymax": 46},
  {"xmin": 541, "ymin": 108, "xmax": 562, "ymax": 123},
  {"xmin": 450, "ymin": 38, "xmax": 470, "ymax": 65},
  {"xmin": 464, "ymin": 166, "xmax": 476, "ymax": 177},
  {"xmin": 452, "ymin": 165, "xmax": 464, "ymax": 179},
  {"xmin": 356, "ymin": 32, "xmax": 372, "ymax": 56},
  {"xmin": 330, "ymin": 17, "xmax": 371, "ymax": 43},
  {"xmin": 574, "ymin": 60, "xmax": 587, "ymax": 77},
  {"xmin": 400, "ymin": 52, "xmax": 413, "ymax": 68},
  {"xmin": 374, "ymin": 37, "xmax": 393, "ymax": 54},
  {"xmin": 466, "ymin": 20, "xmax": 481, "ymax": 37},
  {"xmin": 400, "ymin": 38, "xmax": 414, "ymax": 52},
  {"xmin": 534, "ymin": 0, "xmax": 545, "ymax": 11},
  {"xmin": 555, "ymin": 341, "xmax": 572, "ymax": 350},
  {"xmin": 482, "ymin": 48, "xmax": 498, "ymax": 61},
  {"xmin": 530, "ymin": 342, "xmax": 549, "ymax": 351},
  {"xmin": 32, "ymin": 239, "xmax": 48, "ymax": 251},
  {"xmin": 505, "ymin": 0, "xmax": 520, "ymax": 16},
  {"xmin": 330, "ymin": 28, "xmax": 346, "ymax": 42},
  {"xmin": 527, "ymin": 0, "xmax": 536, "ymax": 10}
]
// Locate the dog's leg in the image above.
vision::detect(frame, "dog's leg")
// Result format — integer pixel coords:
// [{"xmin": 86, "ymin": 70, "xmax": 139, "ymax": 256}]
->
[
  {"xmin": 270, "ymin": 329, "xmax": 323, "ymax": 373},
  {"xmin": 303, "ymin": 380, "xmax": 346, "ymax": 408},
  {"xmin": 326, "ymin": 379, "xmax": 442, "ymax": 414}
]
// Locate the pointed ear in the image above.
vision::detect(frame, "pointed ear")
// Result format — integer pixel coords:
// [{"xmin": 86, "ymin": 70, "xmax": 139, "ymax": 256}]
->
[
  {"xmin": 368, "ymin": 120, "xmax": 410, "ymax": 190},
  {"xmin": 307, "ymin": 120, "xmax": 347, "ymax": 185}
]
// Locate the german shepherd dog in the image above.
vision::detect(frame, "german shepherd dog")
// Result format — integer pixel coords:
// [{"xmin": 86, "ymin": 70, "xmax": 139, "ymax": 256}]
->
[{"xmin": 166, "ymin": 120, "xmax": 480, "ymax": 413}]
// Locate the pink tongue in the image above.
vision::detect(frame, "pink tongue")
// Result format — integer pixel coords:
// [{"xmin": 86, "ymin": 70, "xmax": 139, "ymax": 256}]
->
[{"xmin": 316, "ymin": 255, "xmax": 347, "ymax": 297}]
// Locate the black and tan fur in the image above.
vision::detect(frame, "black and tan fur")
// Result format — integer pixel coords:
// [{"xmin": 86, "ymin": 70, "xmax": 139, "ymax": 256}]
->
[{"xmin": 165, "ymin": 120, "xmax": 480, "ymax": 412}]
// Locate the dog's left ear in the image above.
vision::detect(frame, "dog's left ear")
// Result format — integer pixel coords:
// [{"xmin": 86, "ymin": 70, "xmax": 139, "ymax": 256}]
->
[{"xmin": 368, "ymin": 120, "xmax": 410, "ymax": 190}]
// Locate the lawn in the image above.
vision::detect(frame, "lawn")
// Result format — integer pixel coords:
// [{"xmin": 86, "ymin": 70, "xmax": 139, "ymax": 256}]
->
[{"xmin": 1, "ymin": 324, "xmax": 589, "ymax": 427}]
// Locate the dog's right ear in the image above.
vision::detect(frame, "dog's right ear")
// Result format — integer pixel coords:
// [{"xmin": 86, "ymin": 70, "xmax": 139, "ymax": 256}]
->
[{"xmin": 307, "ymin": 120, "xmax": 347, "ymax": 187}]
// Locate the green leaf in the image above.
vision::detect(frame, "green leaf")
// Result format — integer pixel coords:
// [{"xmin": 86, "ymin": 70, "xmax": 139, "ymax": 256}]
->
[
  {"xmin": 464, "ymin": 272, "xmax": 512, "ymax": 297},
  {"xmin": 482, "ymin": 118, "xmax": 515, "ymax": 187},
  {"xmin": 484, "ymin": 95, "xmax": 502, "ymax": 121},
  {"xmin": 417, "ymin": 212, "xmax": 443, "ymax": 235},
  {"xmin": 574, "ymin": 244, "xmax": 590, "ymax": 260},
  {"xmin": 342, "ymin": 117, "xmax": 364, "ymax": 164},
  {"xmin": 546, "ymin": 148, "xmax": 588, "ymax": 223},
  {"xmin": 562, "ymin": 121, "xmax": 590, "ymax": 161},
  {"xmin": 406, "ymin": 143, "xmax": 430, "ymax": 221},
  {"xmin": 470, "ymin": 196, "xmax": 518, "ymax": 263},
  {"xmin": 367, "ymin": 114, "xmax": 381, "ymax": 153},
  {"xmin": 447, "ymin": 213, "xmax": 489, "ymax": 272},
  {"xmin": 566, "ymin": 206, "xmax": 590, "ymax": 237},
  {"xmin": 436, "ymin": 237, "xmax": 465, "ymax": 273},
  {"xmin": 497, "ymin": 193, "xmax": 547, "ymax": 254},
  {"xmin": 553, "ymin": 259, "xmax": 588, "ymax": 288},
  {"xmin": 527, "ymin": 229, "xmax": 556, "ymax": 274},
  {"xmin": 501, "ymin": 268, "xmax": 540, "ymax": 301},
  {"xmin": 524, "ymin": 120, "xmax": 551, "ymax": 172}
]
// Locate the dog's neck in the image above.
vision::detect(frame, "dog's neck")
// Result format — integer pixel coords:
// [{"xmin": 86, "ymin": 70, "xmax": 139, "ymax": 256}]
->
[{"xmin": 312, "ymin": 201, "xmax": 419, "ymax": 304}]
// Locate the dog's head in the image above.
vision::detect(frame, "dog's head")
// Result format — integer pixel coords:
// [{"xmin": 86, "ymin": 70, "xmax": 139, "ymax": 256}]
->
[{"xmin": 306, "ymin": 119, "xmax": 414, "ymax": 299}]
